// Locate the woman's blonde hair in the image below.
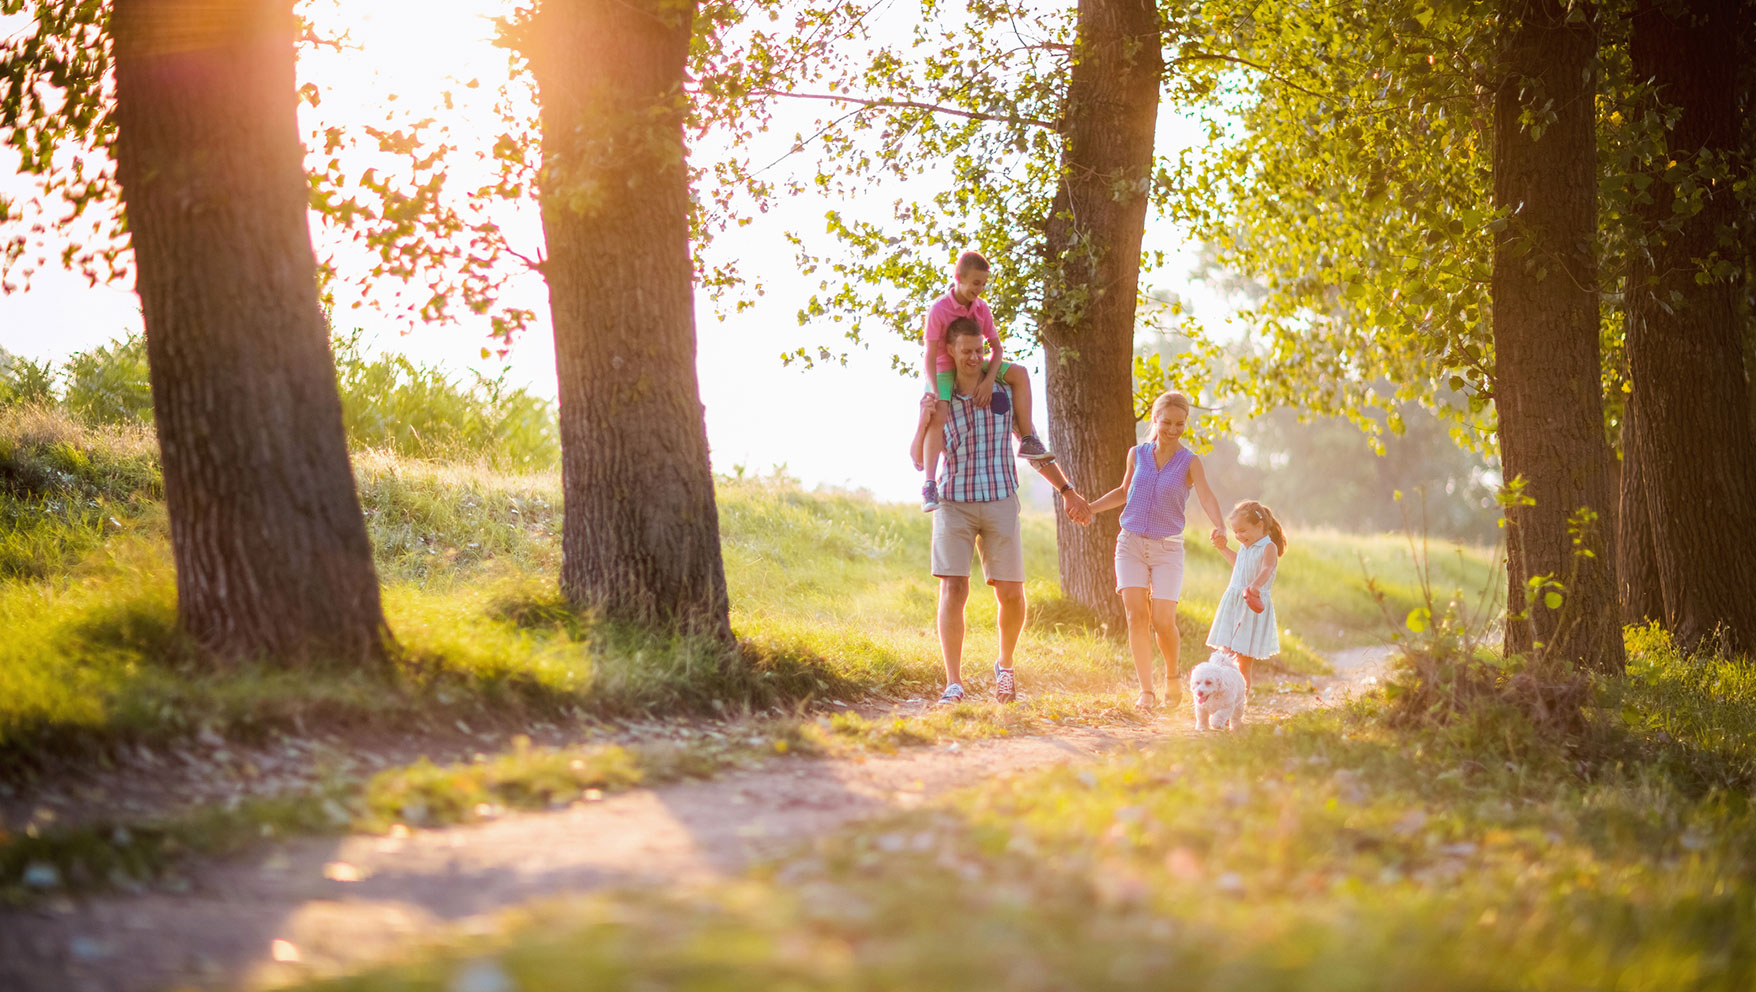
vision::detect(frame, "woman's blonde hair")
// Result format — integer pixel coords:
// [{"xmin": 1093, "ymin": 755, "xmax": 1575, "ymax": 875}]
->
[
  {"xmin": 1229, "ymin": 499, "xmax": 1287, "ymax": 554},
  {"xmin": 1147, "ymin": 391, "xmax": 1192, "ymax": 442}
]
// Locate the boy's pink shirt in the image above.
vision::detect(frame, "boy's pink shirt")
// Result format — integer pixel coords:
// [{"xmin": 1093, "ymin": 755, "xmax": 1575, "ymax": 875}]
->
[{"xmin": 924, "ymin": 287, "xmax": 1001, "ymax": 373}]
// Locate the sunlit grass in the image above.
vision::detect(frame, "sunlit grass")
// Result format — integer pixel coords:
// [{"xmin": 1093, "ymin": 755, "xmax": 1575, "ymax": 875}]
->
[{"xmin": 285, "ymin": 633, "xmax": 1756, "ymax": 992}]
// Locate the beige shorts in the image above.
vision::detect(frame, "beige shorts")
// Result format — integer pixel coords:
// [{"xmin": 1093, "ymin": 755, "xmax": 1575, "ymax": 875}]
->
[
  {"xmin": 1115, "ymin": 530, "xmax": 1185, "ymax": 601},
  {"xmin": 931, "ymin": 494, "xmax": 1025, "ymax": 584}
]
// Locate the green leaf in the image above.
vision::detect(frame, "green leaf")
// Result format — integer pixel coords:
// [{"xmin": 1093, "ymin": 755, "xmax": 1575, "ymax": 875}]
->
[{"xmin": 1406, "ymin": 607, "xmax": 1431, "ymax": 633}]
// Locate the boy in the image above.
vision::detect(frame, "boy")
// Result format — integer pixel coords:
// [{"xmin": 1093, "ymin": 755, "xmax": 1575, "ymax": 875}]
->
[{"xmin": 909, "ymin": 251, "xmax": 1053, "ymax": 512}]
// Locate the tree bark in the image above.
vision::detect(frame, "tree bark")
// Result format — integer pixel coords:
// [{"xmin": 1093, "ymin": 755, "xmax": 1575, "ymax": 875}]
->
[
  {"xmin": 1616, "ymin": 395, "xmax": 1665, "ymax": 625},
  {"xmin": 1039, "ymin": 0, "xmax": 1162, "ymax": 632},
  {"xmin": 527, "ymin": 0, "xmax": 732, "ymax": 642},
  {"xmin": 111, "ymin": 0, "xmax": 390, "ymax": 667},
  {"xmin": 1624, "ymin": 0, "xmax": 1756, "ymax": 655},
  {"xmin": 1491, "ymin": 0, "xmax": 1623, "ymax": 673}
]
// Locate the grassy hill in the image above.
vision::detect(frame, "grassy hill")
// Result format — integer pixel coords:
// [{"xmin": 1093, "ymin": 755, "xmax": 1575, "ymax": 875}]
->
[{"xmin": 0, "ymin": 407, "xmax": 1500, "ymax": 768}]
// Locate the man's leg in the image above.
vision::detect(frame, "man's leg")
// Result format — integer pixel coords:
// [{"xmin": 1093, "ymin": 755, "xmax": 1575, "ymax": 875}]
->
[
  {"xmin": 978, "ymin": 494, "xmax": 1028, "ymax": 704},
  {"xmin": 993, "ymin": 580, "xmax": 1026, "ymax": 669},
  {"xmin": 931, "ymin": 502, "xmax": 978, "ymax": 695},
  {"xmin": 938, "ymin": 575, "xmax": 970, "ymax": 687}
]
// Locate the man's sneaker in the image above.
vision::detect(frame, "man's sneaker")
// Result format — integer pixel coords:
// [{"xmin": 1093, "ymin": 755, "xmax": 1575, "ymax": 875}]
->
[
  {"xmin": 1016, "ymin": 434, "xmax": 1055, "ymax": 462},
  {"xmin": 937, "ymin": 682, "xmax": 965, "ymax": 705},
  {"xmin": 921, "ymin": 480, "xmax": 941, "ymax": 512},
  {"xmin": 993, "ymin": 661, "xmax": 1017, "ymax": 703}
]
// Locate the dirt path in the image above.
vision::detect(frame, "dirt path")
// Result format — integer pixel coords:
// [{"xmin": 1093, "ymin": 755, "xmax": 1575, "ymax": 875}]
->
[{"xmin": 1, "ymin": 646, "xmax": 1392, "ymax": 992}]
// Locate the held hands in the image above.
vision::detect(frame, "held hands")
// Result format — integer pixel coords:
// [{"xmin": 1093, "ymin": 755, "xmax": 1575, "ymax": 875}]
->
[
  {"xmin": 1061, "ymin": 490, "xmax": 1093, "ymax": 526},
  {"xmin": 1209, "ymin": 527, "xmax": 1227, "ymax": 550}
]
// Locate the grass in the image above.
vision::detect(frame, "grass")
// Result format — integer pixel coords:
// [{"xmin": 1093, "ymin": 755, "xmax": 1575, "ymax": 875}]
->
[
  {"xmin": 279, "ymin": 629, "xmax": 1756, "ymax": 992},
  {"xmin": 0, "ymin": 405, "xmax": 161, "ymax": 580},
  {"xmin": 0, "ymin": 411, "xmax": 1496, "ymax": 773}
]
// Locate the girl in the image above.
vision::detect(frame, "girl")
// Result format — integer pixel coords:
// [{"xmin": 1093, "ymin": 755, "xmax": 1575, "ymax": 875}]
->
[
  {"xmin": 1207, "ymin": 499, "xmax": 1287, "ymax": 688},
  {"xmin": 1088, "ymin": 391, "xmax": 1227, "ymax": 710}
]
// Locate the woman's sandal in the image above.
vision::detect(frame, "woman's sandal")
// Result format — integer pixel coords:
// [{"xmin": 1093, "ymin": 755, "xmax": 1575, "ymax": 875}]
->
[{"xmin": 1135, "ymin": 689, "xmax": 1157, "ymax": 710}]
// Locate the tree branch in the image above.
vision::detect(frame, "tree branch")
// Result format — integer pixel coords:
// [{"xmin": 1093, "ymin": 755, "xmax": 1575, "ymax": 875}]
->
[
  {"xmin": 1167, "ymin": 50, "xmax": 1326, "ymax": 99},
  {"xmin": 749, "ymin": 88, "xmax": 1056, "ymax": 130}
]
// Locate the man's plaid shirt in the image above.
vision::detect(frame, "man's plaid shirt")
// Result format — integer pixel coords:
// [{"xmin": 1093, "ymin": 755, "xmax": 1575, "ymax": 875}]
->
[{"xmin": 937, "ymin": 382, "xmax": 1018, "ymax": 503}]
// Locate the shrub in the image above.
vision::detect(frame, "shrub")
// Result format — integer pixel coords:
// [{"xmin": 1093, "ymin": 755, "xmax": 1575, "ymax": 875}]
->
[
  {"xmin": 332, "ymin": 331, "xmax": 560, "ymax": 470},
  {"xmin": 61, "ymin": 333, "xmax": 154, "ymax": 425},
  {"xmin": 0, "ymin": 349, "xmax": 57, "ymax": 408}
]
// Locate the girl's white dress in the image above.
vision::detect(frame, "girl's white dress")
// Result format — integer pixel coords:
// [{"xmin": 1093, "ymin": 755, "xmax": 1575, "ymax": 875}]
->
[{"xmin": 1205, "ymin": 534, "xmax": 1280, "ymax": 658}]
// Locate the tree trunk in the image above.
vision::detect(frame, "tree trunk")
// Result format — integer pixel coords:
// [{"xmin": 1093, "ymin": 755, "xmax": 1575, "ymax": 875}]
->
[
  {"xmin": 1039, "ymin": 0, "xmax": 1162, "ymax": 632},
  {"xmin": 111, "ymin": 0, "xmax": 391, "ymax": 667},
  {"xmin": 1742, "ymin": 0, "xmax": 1756, "ymax": 441},
  {"xmin": 1616, "ymin": 396, "xmax": 1665, "ymax": 625},
  {"xmin": 1624, "ymin": 0, "xmax": 1756, "ymax": 655},
  {"xmin": 1491, "ymin": 0, "xmax": 1623, "ymax": 673},
  {"xmin": 527, "ymin": 0, "xmax": 732, "ymax": 642}
]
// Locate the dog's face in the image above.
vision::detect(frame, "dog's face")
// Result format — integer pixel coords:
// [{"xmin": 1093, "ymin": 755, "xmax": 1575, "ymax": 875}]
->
[
  {"xmin": 1189, "ymin": 655, "xmax": 1244, "ymax": 709},
  {"xmin": 1191, "ymin": 668, "xmax": 1223, "ymax": 706}
]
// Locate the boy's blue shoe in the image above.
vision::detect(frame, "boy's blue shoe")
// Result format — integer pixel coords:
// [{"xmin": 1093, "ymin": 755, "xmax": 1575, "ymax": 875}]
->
[{"xmin": 921, "ymin": 480, "xmax": 941, "ymax": 512}]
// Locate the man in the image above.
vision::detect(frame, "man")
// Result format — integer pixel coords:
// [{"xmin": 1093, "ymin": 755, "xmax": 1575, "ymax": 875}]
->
[{"xmin": 928, "ymin": 317, "xmax": 1091, "ymax": 704}]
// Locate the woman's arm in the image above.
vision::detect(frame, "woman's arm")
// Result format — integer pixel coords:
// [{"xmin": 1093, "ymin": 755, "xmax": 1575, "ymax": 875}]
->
[
  {"xmin": 1248, "ymin": 542, "xmax": 1279, "ymax": 590},
  {"xmin": 1087, "ymin": 450, "xmax": 1136, "ymax": 515},
  {"xmin": 1188, "ymin": 455, "xmax": 1226, "ymax": 542}
]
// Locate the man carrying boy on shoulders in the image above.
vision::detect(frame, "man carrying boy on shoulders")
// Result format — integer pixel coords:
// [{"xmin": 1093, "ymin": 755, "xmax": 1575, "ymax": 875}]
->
[{"xmin": 928, "ymin": 316, "xmax": 1090, "ymax": 705}]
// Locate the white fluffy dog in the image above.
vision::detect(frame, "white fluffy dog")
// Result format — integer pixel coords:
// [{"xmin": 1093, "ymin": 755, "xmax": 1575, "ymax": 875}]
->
[{"xmin": 1189, "ymin": 650, "xmax": 1248, "ymax": 731}]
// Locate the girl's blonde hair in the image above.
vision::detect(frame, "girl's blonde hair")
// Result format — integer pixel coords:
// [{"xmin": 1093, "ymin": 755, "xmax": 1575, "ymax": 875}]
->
[
  {"xmin": 1230, "ymin": 499, "xmax": 1287, "ymax": 555},
  {"xmin": 1147, "ymin": 391, "xmax": 1192, "ymax": 442}
]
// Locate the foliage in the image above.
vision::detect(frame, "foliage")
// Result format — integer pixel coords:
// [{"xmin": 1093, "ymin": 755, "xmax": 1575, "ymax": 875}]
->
[
  {"xmin": 1173, "ymin": 0, "xmax": 1501, "ymax": 443},
  {"xmin": 0, "ymin": 348, "xmax": 56, "ymax": 407},
  {"xmin": 702, "ymin": 1, "xmax": 1236, "ymax": 376},
  {"xmin": 0, "ymin": 330, "xmax": 560, "ymax": 468},
  {"xmin": 0, "ymin": 0, "xmax": 122, "ymax": 291},
  {"xmin": 1179, "ymin": 0, "xmax": 1752, "ymax": 449},
  {"xmin": 60, "ymin": 330, "xmax": 151, "ymax": 424},
  {"xmin": 333, "ymin": 332, "xmax": 560, "ymax": 471}
]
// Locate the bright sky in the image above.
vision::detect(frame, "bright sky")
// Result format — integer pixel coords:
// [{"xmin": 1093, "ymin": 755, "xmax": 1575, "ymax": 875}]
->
[{"xmin": 0, "ymin": 1, "xmax": 1234, "ymax": 505}]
